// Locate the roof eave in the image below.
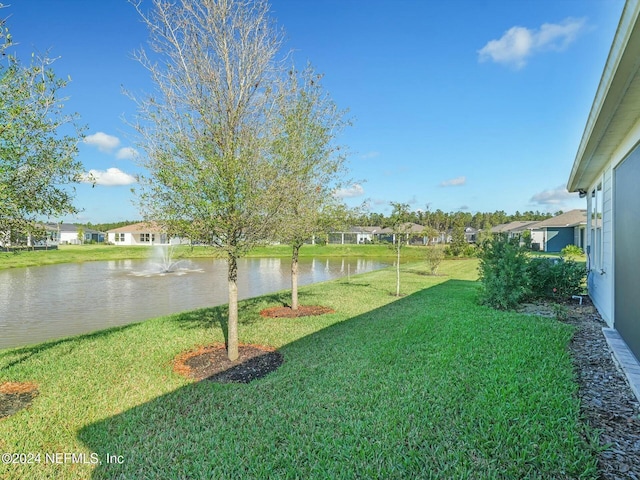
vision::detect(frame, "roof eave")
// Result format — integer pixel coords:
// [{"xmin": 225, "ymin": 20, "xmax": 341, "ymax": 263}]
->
[{"xmin": 568, "ymin": 1, "xmax": 640, "ymax": 192}]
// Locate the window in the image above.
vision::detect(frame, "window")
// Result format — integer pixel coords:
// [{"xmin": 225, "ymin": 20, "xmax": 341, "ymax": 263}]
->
[
  {"xmin": 589, "ymin": 182, "xmax": 603, "ymax": 271},
  {"xmin": 115, "ymin": 233, "xmax": 125, "ymax": 242},
  {"xmin": 140, "ymin": 233, "xmax": 155, "ymax": 243}
]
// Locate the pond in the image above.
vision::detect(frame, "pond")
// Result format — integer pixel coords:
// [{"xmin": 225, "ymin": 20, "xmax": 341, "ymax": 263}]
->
[{"xmin": 0, "ymin": 257, "xmax": 390, "ymax": 350}]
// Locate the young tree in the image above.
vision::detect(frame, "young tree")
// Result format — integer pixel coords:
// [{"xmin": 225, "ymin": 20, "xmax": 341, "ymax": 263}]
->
[
  {"xmin": 131, "ymin": 0, "xmax": 285, "ymax": 361},
  {"xmin": 271, "ymin": 66, "xmax": 349, "ymax": 310},
  {"xmin": 449, "ymin": 221, "xmax": 467, "ymax": 256},
  {"xmin": 388, "ymin": 202, "xmax": 412, "ymax": 297},
  {"xmin": 0, "ymin": 15, "xmax": 85, "ymax": 243}
]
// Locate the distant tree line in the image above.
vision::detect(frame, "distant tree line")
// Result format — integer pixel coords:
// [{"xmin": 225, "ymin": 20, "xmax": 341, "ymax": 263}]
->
[
  {"xmin": 352, "ymin": 209, "xmax": 559, "ymax": 232},
  {"xmin": 81, "ymin": 221, "xmax": 142, "ymax": 233},
  {"xmin": 79, "ymin": 209, "xmax": 559, "ymax": 236}
]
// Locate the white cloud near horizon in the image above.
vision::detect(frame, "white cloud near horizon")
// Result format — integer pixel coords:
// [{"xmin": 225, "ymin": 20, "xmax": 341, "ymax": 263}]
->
[
  {"xmin": 82, "ymin": 168, "xmax": 137, "ymax": 186},
  {"xmin": 530, "ymin": 185, "xmax": 577, "ymax": 205},
  {"xmin": 439, "ymin": 176, "xmax": 466, "ymax": 187},
  {"xmin": 334, "ymin": 184, "xmax": 365, "ymax": 198},
  {"xmin": 84, "ymin": 132, "xmax": 121, "ymax": 152},
  {"xmin": 116, "ymin": 147, "xmax": 139, "ymax": 160},
  {"xmin": 478, "ymin": 17, "xmax": 586, "ymax": 68}
]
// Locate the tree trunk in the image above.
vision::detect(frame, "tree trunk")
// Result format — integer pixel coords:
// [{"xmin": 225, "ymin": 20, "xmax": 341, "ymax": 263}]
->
[
  {"xmin": 396, "ymin": 244, "xmax": 401, "ymax": 297},
  {"xmin": 227, "ymin": 254, "xmax": 239, "ymax": 361},
  {"xmin": 291, "ymin": 244, "xmax": 300, "ymax": 310}
]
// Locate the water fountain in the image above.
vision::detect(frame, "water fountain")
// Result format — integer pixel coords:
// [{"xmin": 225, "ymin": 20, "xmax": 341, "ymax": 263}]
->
[
  {"xmin": 152, "ymin": 244, "xmax": 183, "ymax": 273},
  {"xmin": 128, "ymin": 244, "xmax": 202, "ymax": 277}
]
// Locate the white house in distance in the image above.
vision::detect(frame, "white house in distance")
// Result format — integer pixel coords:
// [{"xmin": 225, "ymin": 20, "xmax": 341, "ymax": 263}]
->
[
  {"xmin": 567, "ymin": 0, "xmax": 640, "ymax": 397},
  {"xmin": 107, "ymin": 222, "xmax": 186, "ymax": 246}
]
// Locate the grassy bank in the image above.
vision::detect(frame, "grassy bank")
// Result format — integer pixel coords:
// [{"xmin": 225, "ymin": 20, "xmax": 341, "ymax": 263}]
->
[
  {"xmin": 0, "ymin": 259, "xmax": 598, "ymax": 479},
  {"xmin": 0, "ymin": 243, "xmax": 429, "ymax": 270}
]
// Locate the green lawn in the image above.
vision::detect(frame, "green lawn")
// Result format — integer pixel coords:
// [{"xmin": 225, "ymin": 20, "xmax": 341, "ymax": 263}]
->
[
  {"xmin": 0, "ymin": 243, "xmax": 429, "ymax": 270},
  {"xmin": 0, "ymin": 259, "xmax": 599, "ymax": 479}
]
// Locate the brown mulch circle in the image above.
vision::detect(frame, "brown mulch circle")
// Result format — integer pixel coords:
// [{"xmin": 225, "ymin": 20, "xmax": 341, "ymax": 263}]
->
[
  {"xmin": 525, "ymin": 297, "xmax": 640, "ymax": 479},
  {"xmin": 260, "ymin": 305, "xmax": 335, "ymax": 318},
  {"xmin": 0, "ymin": 382, "xmax": 39, "ymax": 420},
  {"xmin": 173, "ymin": 343, "xmax": 283, "ymax": 384}
]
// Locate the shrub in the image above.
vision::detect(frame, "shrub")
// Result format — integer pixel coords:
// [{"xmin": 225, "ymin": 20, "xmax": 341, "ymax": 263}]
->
[
  {"xmin": 561, "ymin": 244, "xmax": 583, "ymax": 260},
  {"xmin": 478, "ymin": 235, "xmax": 530, "ymax": 310},
  {"xmin": 462, "ymin": 244, "xmax": 477, "ymax": 258},
  {"xmin": 425, "ymin": 246, "xmax": 445, "ymax": 274},
  {"xmin": 527, "ymin": 258, "xmax": 585, "ymax": 300}
]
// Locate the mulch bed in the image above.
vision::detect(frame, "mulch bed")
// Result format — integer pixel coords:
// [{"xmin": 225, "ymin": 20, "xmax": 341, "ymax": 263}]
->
[
  {"xmin": 3, "ymin": 299, "xmax": 638, "ymax": 480},
  {"xmin": 260, "ymin": 305, "xmax": 335, "ymax": 318},
  {"xmin": 522, "ymin": 298, "xmax": 640, "ymax": 479},
  {"xmin": 173, "ymin": 343, "xmax": 284, "ymax": 384},
  {"xmin": 562, "ymin": 300, "xmax": 640, "ymax": 480},
  {"xmin": 0, "ymin": 382, "xmax": 39, "ymax": 420}
]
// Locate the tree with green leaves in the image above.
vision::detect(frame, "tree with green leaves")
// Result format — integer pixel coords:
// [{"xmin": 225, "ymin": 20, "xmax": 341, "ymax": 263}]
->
[
  {"xmin": 388, "ymin": 202, "xmax": 413, "ymax": 297},
  {"xmin": 449, "ymin": 216, "xmax": 467, "ymax": 256},
  {"xmin": 131, "ymin": 0, "xmax": 288, "ymax": 361},
  {"xmin": 0, "ymin": 13, "xmax": 85, "ymax": 246},
  {"xmin": 271, "ymin": 65, "xmax": 350, "ymax": 310}
]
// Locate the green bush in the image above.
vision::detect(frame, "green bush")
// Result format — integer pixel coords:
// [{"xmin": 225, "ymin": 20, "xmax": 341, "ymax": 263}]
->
[
  {"xmin": 478, "ymin": 235, "xmax": 530, "ymax": 310},
  {"xmin": 561, "ymin": 244, "xmax": 583, "ymax": 260},
  {"xmin": 424, "ymin": 246, "xmax": 445, "ymax": 274},
  {"xmin": 527, "ymin": 258, "xmax": 585, "ymax": 300},
  {"xmin": 463, "ymin": 244, "xmax": 477, "ymax": 257}
]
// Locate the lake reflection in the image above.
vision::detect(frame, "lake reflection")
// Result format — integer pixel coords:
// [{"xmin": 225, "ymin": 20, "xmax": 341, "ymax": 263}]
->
[{"xmin": 0, "ymin": 257, "xmax": 388, "ymax": 349}]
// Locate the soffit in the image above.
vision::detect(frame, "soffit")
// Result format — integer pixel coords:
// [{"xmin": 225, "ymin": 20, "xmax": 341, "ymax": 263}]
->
[{"xmin": 568, "ymin": 1, "xmax": 640, "ymax": 191}]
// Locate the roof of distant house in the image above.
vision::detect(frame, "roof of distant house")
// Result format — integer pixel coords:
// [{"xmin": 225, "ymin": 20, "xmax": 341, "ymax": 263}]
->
[
  {"xmin": 349, "ymin": 226, "xmax": 382, "ymax": 233},
  {"xmin": 530, "ymin": 209, "xmax": 587, "ymax": 229},
  {"xmin": 378, "ymin": 222, "xmax": 427, "ymax": 234},
  {"xmin": 490, "ymin": 221, "xmax": 539, "ymax": 234},
  {"xmin": 106, "ymin": 222, "xmax": 166, "ymax": 234},
  {"xmin": 45, "ymin": 223, "xmax": 104, "ymax": 234}
]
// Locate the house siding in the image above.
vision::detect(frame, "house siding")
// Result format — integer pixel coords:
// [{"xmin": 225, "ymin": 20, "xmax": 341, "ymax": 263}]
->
[
  {"xmin": 586, "ymin": 168, "xmax": 614, "ymax": 327},
  {"xmin": 545, "ymin": 227, "xmax": 574, "ymax": 252},
  {"xmin": 613, "ymin": 143, "xmax": 640, "ymax": 360},
  {"xmin": 584, "ymin": 118, "xmax": 640, "ymax": 330}
]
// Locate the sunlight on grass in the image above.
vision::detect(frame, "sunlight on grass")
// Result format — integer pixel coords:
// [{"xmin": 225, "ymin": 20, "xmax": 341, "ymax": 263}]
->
[{"xmin": 0, "ymin": 259, "xmax": 599, "ymax": 478}]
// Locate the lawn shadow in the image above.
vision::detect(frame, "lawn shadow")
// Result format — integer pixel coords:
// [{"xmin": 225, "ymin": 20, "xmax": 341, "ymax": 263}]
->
[
  {"xmin": 170, "ymin": 290, "xmax": 319, "ymax": 347},
  {"xmin": 77, "ymin": 279, "xmax": 482, "ymax": 478}
]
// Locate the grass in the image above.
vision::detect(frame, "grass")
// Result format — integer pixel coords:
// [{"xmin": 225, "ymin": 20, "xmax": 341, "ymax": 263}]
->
[
  {"xmin": 0, "ymin": 243, "xmax": 430, "ymax": 270},
  {"xmin": 0, "ymin": 259, "xmax": 599, "ymax": 479}
]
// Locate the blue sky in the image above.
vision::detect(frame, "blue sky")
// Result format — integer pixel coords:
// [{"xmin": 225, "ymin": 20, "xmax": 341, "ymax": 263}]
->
[{"xmin": 3, "ymin": 0, "xmax": 625, "ymax": 223}]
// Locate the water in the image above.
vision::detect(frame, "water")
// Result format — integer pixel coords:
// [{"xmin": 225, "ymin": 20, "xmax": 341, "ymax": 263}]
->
[{"xmin": 0, "ymin": 257, "xmax": 389, "ymax": 349}]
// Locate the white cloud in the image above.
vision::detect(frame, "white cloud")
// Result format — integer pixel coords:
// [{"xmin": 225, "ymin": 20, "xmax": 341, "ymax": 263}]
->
[
  {"xmin": 530, "ymin": 185, "xmax": 577, "ymax": 205},
  {"xmin": 116, "ymin": 147, "xmax": 139, "ymax": 160},
  {"xmin": 82, "ymin": 168, "xmax": 137, "ymax": 186},
  {"xmin": 334, "ymin": 184, "xmax": 365, "ymax": 198},
  {"xmin": 84, "ymin": 132, "xmax": 121, "ymax": 152},
  {"xmin": 439, "ymin": 176, "xmax": 466, "ymax": 187},
  {"xmin": 478, "ymin": 17, "xmax": 586, "ymax": 68}
]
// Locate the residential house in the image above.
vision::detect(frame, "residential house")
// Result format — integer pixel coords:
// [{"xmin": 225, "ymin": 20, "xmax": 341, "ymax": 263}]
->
[
  {"xmin": 464, "ymin": 227, "xmax": 478, "ymax": 243},
  {"xmin": 327, "ymin": 226, "xmax": 382, "ymax": 245},
  {"xmin": 376, "ymin": 223, "xmax": 431, "ymax": 245},
  {"xmin": 107, "ymin": 222, "xmax": 185, "ymax": 246},
  {"xmin": 567, "ymin": 0, "xmax": 640, "ymax": 396},
  {"xmin": 490, "ymin": 221, "xmax": 538, "ymax": 241},
  {"xmin": 44, "ymin": 223, "xmax": 105, "ymax": 245},
  {"xmin": 528, "ymin": 210, "xmax": 587, "ymax": 253}
]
